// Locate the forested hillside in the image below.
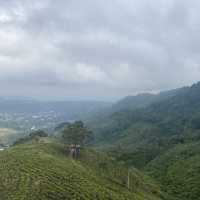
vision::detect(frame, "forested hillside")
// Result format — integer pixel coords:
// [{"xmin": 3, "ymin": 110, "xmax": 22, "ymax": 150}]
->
[
  {"xmin": 88, "ymin": 81, "xmax": 200, "ymax": 200},
  {"xmin": 146, "ymin": 141, "xmax": 200, "ymax": 200},
  {"xmin": 90, "ymin": 82, "xmax": 200, "ymax": 151}
]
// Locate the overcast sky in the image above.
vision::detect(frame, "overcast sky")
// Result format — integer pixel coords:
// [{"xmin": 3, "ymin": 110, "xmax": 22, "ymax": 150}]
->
[{"xmin": 0, "ymin": 0, "xmax": 200, "ymax": 101}]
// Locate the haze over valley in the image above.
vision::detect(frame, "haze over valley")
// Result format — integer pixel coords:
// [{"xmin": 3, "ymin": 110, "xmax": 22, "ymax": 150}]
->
[{"xmin": 1, "ymin": 0, "xmax": 200, "ymax": 200}]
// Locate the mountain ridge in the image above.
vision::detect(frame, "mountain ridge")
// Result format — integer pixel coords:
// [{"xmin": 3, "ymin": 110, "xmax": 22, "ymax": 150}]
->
[{"xmin": 87, "ymin": 81, "xmax": 200, "ymax": 200}]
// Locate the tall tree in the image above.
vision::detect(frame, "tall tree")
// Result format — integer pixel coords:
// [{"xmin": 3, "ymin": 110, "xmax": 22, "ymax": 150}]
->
[{"xmin": 62, "ymin": 121, "xmax": 93, "ymax": 158}]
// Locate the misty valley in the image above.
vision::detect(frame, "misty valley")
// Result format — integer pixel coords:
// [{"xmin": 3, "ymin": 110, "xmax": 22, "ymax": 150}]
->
[
  {"xmin": 0, "ymin": 82, "xmax": 200, "ymax": 199},
  {"xmin": 1, "ymin": 0, "xmax": 200, "ymax": 199}
]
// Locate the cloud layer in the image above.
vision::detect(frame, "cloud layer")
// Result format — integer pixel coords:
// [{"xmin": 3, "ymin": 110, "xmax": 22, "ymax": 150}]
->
[{"xmin": 0, "ymin": 0, "xmax": 200, "ymax": 100}]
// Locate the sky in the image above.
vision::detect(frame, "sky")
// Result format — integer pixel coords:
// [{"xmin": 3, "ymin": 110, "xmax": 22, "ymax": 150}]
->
[{"xmin": 0, "ymin": 0, "xmax": 200, "ymax": 101}]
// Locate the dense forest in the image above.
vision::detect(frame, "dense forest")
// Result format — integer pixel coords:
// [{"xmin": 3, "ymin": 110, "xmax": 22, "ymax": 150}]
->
[{"xmin": 87, "ymin": 81, "xmax": 200, "ymax": 200}]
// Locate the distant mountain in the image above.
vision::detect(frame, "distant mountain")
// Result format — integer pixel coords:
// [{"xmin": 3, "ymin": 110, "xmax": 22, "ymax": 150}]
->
[
  {"xmin": 90, "ymin": 82, "xmax": 200, "ymax": 152},
  {"xmin": 108, "ymin": 88, "xmax": 187, "ymax": 113},
  {"xmin": 87, "ymin": 85, "xmax": 189, "ymax": 142},
  {"xmin": 0, "ymin": 99, "xmax": 111, "ymax": 120}
]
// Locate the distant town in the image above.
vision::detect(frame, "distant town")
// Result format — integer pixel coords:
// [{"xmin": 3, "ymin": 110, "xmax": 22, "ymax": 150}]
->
[{"xmin": 0, "ymin": 111, "xmax": 65, "ymax": 134}]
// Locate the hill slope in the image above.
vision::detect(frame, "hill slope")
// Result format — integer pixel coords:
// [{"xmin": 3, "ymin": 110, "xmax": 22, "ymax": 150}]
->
[
  {"xmin": 87, "ymin": 86, "xmax": 189, "ymax": 142},
  {"xmin": 87, "ymin": 88, "xmax": 185, "ymax": 135},
  {"xmin": 108, "ymin": 87, "xmax": 188, "ymax": 113},
  {"xmin": 146, "ymin": 141, "xmax": 200, "ymax": 200},
  {"xmin": 0, "ymin": 140, "xmax": 166, "ymax": 200},
  {"xmin": 89, "ymin": 82, "xmax": 200, "ymax": 162},
  {"xmin": 87, "ymin": 81, "xmax": 200, "ymax": 199}
]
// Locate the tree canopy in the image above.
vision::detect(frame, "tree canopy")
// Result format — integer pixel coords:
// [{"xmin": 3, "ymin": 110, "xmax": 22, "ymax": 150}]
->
[
  {"xmin": 29, "ymin": 130, "xmax": 48, "ymax": 138},
  {"xmin": 62, "ymin": 121, "xmax": 93, "ymax": 145}
]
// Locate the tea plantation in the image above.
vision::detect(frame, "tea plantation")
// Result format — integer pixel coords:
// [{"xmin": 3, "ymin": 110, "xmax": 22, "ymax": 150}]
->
[{"xmin": 0, "ymin": 139, "xmax": 167, "ymax": 200}]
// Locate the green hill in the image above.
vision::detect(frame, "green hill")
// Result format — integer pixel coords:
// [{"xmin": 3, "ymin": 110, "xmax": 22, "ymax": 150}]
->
[
  {"xmin": 88, "ymin": 82, "xmax": 200, "ymax": 165},
  {"xmin": 86, "ymin": 81, "xmax": 200, "ymax": 199},
  {"xmin": 0, "ymin": 139, "xmax": 166, "ymax": 200},
  {"xmin": 145, "ymin": 141, "xmax": 200, "ymax": 200},
  {"xmin": 89, "ymin": 82, "xmax": 200, "ymax": 140}
]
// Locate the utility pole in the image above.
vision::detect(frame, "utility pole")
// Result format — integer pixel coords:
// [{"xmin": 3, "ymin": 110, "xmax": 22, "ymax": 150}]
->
[{"xmin": 127, "ymin": 169, "xmax": 130, "ymax": 190}]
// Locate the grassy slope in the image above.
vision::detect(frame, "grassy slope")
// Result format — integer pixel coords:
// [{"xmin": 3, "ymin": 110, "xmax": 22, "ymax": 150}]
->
[
  {"xmin": 145, "ymin": 141, "xmax": 200, "ymax": 200},
  {"xmin": 0, "ymin": 139, "xmax": 166, "ymax": 200}
]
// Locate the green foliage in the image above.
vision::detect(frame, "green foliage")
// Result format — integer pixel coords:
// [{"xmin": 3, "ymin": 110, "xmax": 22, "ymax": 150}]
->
[
  {"xmin": 89, "ymin": 82, "xmax": 200, "ymax": 163},
  {"xmin": 29, "ymin": 130, "xmax": 48, "ymax": 138},
  {"xmin": 87, "ymin": 82, "xmax": 200, "ymax": 200},
  {"xmin": 189, "ymin": 112, "xmax": 200, "ymax": 129},
  {"xmin": 62, "ymin": 121, "xmax": 93, "ymax": 145},
  {"xmin": 0, "ymin": 141, "xmax": 166, "ymax": 200},
  {"xmin": 54, "ymin": 122, "xmax": 70, "ymax": 132},
  {"xmin": 13, "ymin": 130, "xmax": 48, "ymax": 146},
  {"xmin": 90, "ymin": 82, "xmax": 200, "ymax": 143},
  {"xmin": 145, "ymin": 141, "xmax": 200, "ymax": 200},
  {"xmin": 12, "ymin": 136, "xmax": 30, "ymax": 146}
]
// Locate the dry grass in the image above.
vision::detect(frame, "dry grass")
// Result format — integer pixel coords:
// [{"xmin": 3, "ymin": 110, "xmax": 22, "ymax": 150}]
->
[
  {"xmin": 0, "ymin": 128, "xmax": 17, "ymax": 144},
  {"xmin": 0, "ymin": 128, "xmax": 17, "ymax": 137}
]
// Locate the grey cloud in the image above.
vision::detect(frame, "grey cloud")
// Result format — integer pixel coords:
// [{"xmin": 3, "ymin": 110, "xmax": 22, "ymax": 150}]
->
[{"xmin": 0, "ymin": 0, "xmax": 200, "ymax": 100}]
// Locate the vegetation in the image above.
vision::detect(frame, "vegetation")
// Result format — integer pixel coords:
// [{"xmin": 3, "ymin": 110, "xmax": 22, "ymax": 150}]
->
[
  {"xmin": 2, "ymin": 82, "xmax": 200, "ymax": 199},
  {"xmin": 29, "ymin": 130, "xmax": 48, "ymax": 138},
  {"xmin": 87, "ymin": 81, "xmax": 200, "ymax": 200},
  {"xmin": 146, "ymin": 141, "xmax": 200, "ymax": 200},
  {"xmin": 0, "ymin": 139, "xmax": 166, "ymax": 200},
  {"xmin": 61, "ymin": 121, "xmax": 93, "ymax": 159},
  {"xmin": 13, "ymin": 130, "xmax": 48, "ymax": 146},
  {"xmin": 62, "ymin": 121, "xmax": 93, "ymax": 146}
]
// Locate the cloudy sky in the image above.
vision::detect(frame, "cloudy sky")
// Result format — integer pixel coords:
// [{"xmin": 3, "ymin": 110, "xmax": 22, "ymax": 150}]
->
[{"xmin": 0, "ymin": 0, "xmax": 200, "ymax": 101}]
